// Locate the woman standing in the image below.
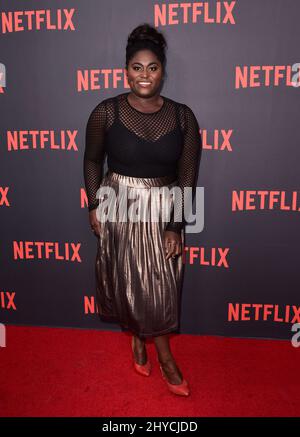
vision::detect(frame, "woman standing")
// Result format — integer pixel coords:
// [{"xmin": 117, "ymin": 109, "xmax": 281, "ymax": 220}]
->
[{"xmin": 83, "ymin": 23, "xmax": 202, "ymax": 396}]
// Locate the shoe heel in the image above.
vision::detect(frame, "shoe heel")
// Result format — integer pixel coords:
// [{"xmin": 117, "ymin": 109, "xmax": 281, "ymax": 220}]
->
[{"xmin": 159, "ymin": 364, "xmax": 166, "ymax": 380}]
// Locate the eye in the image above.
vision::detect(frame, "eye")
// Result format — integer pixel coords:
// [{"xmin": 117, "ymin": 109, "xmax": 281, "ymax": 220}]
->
[{"xmin": 132, "ymin": 66, "xmax": 158, "ymax": 71}]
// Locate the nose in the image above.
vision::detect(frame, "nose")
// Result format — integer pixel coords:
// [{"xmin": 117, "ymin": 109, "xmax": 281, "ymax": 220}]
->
[{"xmin": 140, "ymin": 71, "xmax": 150, "ymax": 79}]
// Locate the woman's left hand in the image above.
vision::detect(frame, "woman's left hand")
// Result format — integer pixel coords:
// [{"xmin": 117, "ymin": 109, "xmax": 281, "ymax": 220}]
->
[{"xmin": 163, "ymin": 230, "xmax": 182, "ymax": 260}]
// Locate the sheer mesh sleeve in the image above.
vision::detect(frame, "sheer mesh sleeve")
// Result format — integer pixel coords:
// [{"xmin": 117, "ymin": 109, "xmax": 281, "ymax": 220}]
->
[
  {"xmin": 165, "ymin": 104, "xmax": 202, "ymax": 234},
  {"xmin": 83, "ymin": 100, "xmax": 107, "ymax": 212}
]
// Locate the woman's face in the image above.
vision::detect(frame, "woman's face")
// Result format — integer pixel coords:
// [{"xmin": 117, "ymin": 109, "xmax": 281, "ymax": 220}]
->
[{"xmin": 126, "ymin": 49, "xmax": 163, "ymax": 98}]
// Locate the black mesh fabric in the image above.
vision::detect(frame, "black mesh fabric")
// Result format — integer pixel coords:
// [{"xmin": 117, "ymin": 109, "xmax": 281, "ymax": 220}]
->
[{"xmin": 83, "ymin": 92, "xmax": 202, "ymax": 233}]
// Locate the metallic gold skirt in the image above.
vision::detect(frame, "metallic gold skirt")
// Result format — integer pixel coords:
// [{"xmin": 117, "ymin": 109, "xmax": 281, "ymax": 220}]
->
[{"xmin": 95, "ymin": 170, "xmax": 185, "ymax": 338}]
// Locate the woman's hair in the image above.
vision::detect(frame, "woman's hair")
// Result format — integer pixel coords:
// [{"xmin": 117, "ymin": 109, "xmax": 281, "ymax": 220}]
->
[{"xmin": 125, "ymin": 23, "xmax": 167, "ymax": 75}]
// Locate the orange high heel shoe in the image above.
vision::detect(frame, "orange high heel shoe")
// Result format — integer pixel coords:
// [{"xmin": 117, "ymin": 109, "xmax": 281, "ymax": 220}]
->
[
  {"xmin": 159, "ymin": 361, "xmax": 190, "ymax": 397},
  {"xmin": 131, "ymin": 336, "xmax": 151, "ymax": 377}
]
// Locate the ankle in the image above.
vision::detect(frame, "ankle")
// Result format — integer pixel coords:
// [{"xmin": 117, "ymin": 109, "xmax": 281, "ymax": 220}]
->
[
  {"xmin": 133, "ymin": 336, "xmax": 145, "ymax": 350},
  {"xmin": 159, "ymin": 358, "xmax": 183, "ymax": 383},
  {"xmin": 158, "ymin": 356, "xmax": 174, "ymax": 366},
  {"xmin": 132, "ymin": 336, "xmax": 147, "ymax": 365}
]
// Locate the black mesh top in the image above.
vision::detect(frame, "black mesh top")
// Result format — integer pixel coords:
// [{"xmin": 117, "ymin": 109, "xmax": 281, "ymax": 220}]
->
[{"xmin": 83, "ymin": 92, "xmax": 202, "ymax": 233}]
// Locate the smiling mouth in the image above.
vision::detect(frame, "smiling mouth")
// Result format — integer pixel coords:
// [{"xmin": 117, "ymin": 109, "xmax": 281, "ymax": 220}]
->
[{"xmin": 137, "ymin": 82, "xmax": 152, "ymax": 87}]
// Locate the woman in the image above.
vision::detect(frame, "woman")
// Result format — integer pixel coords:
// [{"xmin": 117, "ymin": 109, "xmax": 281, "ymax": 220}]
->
[{"xmin": 83, "ymin": 23, "xmax": 202, "ymax": 397}]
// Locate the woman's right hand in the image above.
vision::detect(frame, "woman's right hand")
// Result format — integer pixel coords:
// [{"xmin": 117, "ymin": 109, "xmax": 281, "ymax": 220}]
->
[{"xmin": 89, "ymin": 209, "xmax": 101, "ymax": 237}]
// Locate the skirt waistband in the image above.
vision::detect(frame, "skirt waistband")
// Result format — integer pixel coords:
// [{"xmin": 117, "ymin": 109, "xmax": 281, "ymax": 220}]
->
[{"xmin": 105, "ymin": 170, "xmax": 177, "ymax": 188}]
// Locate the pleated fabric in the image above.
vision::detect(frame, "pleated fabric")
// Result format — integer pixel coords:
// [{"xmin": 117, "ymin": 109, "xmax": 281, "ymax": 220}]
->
[{"xmin": 95, "ymin": 170, "xmax": 185, "ymax": 338}]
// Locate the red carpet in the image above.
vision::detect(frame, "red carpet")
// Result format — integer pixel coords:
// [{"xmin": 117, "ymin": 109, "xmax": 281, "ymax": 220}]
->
[{"xmin": 0, "ymin": 325, "xmax": 299, "ymax": 417}]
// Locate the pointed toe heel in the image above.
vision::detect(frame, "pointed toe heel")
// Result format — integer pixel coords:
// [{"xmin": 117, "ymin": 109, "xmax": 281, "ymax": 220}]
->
[
  {"xmin": 133, "ymin": 360, "xmax": 151, "ymax": 377},
  {"xmin": 159, "ymin": 364, "xmax": 190, "ymax": 397}
]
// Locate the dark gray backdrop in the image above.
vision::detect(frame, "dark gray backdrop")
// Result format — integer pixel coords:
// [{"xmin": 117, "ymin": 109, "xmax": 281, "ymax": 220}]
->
[{"xmin": 0, "ymin": 0, "xmax": 299, "ymax": 340}]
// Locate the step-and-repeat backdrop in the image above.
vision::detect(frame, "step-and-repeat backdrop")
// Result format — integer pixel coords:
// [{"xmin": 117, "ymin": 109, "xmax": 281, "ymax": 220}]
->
[{"xmin": 1, "ymin": 0, "xmax": 299, "ymax": 340}]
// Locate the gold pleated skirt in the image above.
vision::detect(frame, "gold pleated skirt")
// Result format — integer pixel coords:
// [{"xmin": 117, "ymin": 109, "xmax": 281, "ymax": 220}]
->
[{"xmin": 95, "ymin": 170, "xmax": 185, "ymax": 338}]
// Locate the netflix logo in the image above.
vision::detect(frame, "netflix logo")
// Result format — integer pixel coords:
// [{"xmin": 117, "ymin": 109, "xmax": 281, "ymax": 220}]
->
[
  {"xmin": 13, "ymin": 241, "xmax": 82, "ymax": 262},
  {"xmin": 232, "ymin": 190, "xmax": 300, "ymax": 212},
  {"xmin": 1, "ymin": 9, "xmax": 76, "ymax": 34},
  {"xmin": 0, "ymin": 291, "xmax": 16, "ymax": 311},
  {"xmin": 6, "ymin": 130, "xmax": 78, "ymax": 152},
  {"xmin": 228, "ymin": 303, "xmax": 300, "ymax": 324},
  {"xmin": 0, "ymin": 187, "xmax": 10, "ymax": 207},
  {"xmin": 154, "ymin": 1, "xmax": 236, "ymax": 26},
  {"xmin": 235, "ymin": 64, "xmax": 300, "ymax": 89},
  {"xmin": 183, "ymin": 247, "xmax": 229, "ymax": 267}
]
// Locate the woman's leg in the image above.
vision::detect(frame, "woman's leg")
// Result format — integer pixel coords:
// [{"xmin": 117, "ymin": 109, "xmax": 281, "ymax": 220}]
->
[
  {"xmin": 154, "ymin": 333, "xmax": 183, "ymax": 384},
  {"xmin": 132, "ymin": 334, "xmax": 147, "ymax": 365}
]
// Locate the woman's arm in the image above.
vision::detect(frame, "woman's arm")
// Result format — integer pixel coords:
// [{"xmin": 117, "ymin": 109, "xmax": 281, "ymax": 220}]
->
[
  {"xmin": 83, "ymin": 100, "xmax": 107, "ymax": 212},
  {"xmin": 165, "ymin": 103, "xmax": 203, "ymax": 234}
]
